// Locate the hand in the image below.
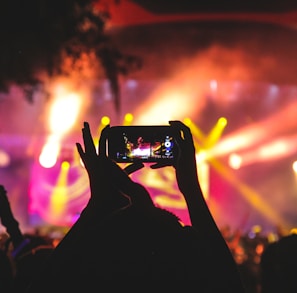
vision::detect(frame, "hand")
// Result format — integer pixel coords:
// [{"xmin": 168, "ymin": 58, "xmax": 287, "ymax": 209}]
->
[
  {"xmin": 76, "ymin": 122, "xmax": 108, "ymax": 196},
  {"xmin": 98, "ymin": 124, "xmax": 153, "ymax": 208},
  {"xmin": 76, "ymin": 122, "xmax": 150, "ymax": 210},
  {"xmin": 0, "ymin": 185, "xmax": 24, "ymax": 247},
  {"xmin": 97, "ymin": 122, "xmax": 145, "ymax": 176},
  {"xmin": 0, "ymin": 185, "xmax": 14, "ymax": 226},
  {"xmin": 169, "ymin": 120, "xmax": 199, "ymax": 194},
  {"xmin": 150, "ymin": 120, "xmax": 199, "ymax": 193},
  {"xmin": 76, "ymin": 122, "xmax": 127, "ymax": 211}
]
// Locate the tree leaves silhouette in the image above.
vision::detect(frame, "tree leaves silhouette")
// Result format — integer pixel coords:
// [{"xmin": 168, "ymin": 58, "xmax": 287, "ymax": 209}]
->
[{"xmin": 0, "ymin": 0, "xmax": 141, "ymax": 113}]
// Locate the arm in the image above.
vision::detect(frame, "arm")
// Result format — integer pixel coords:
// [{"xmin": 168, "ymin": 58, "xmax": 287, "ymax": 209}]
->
[
  {"xmin": 169, "ymin": 120, "xmax": 246, "ymax": 292},
  {"xmin": 169, "ymin": 121, "xmax": 220, "ymax": 237},
  {"xmin": 26, "ymin": 122, "xmax": 151, "ymax": 293},
  {"xmin": 0, "ymin": 185, "xmax": 26, "ymax": 251}
]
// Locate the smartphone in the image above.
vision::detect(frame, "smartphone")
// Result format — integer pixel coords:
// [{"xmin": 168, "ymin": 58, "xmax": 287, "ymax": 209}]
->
[{"xmin": 106, "ymin": 125, "xmax": 176, "ymax": 163}]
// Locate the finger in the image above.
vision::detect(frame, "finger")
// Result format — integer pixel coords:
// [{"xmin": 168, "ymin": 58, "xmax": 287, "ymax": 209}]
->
[
  {"xmin": 169, "ymin": 120, "xmax": 194, "ymax": 146},
  {"xmin": 124, "ymin": 162, "xmax": 145, "ymax": 175},
  {"xmin": 168, "ymin": 120, "xmax": 183, "ymax": 147},
  {"xmin": 169, "ymin": 120, "xmax": 192, "ymax": 138},
  {"xmin": 150, "ymin": 162, "xmax": 172, "ymax": 169},
  {"xmin": 99, "ymin": 124, "xmax": 110, "ymax": 156},
  {"xmin": 82, "ymin": 122, "xmax": 97, "ymax": 156},
  {"xmin": 76, "ymin": 142, "xmax": 86, "ymax": 163},
  {"xmin": 75, "ymin": 142, "xmax": 84, "ymax": 156}
]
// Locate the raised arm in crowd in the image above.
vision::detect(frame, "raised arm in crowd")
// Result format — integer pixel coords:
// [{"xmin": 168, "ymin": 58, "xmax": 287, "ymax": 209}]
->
[{"xmin": 25, "ymin": 120, "xmax": 246, "ymax": 292}]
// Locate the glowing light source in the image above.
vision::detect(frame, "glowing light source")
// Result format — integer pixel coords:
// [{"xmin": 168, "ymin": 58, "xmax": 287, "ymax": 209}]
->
[
  {"xmin": 227, "ymin": 136, "xmax": 297, "ymax": 168},
  {"xmin": 196, "ymin": 150, "xmax": 207, "ymax": 163},
  {"xmin": 49, "ymin": 92, "xmax": 81, "ymax": 135},
  {"xmin": 101, "ymin": 115, "xmax": 110, "ymax": 126},
  {"xmin": 95, "ymin": 116, "xmax": 111, "ymax": 150},
  {"xmin": 292, "ymin": 160, "xmax": 297, "ymax": 173},
  {"xmin": 218, "ymin": 117, "xmax": 227, "ymax": 127},
  {"xmin": 183, "ymin": 117, "xmax": 192, "ymax": 126},
  {"xmin": 210, "ymin": 79, "xmax": 218, "ymax": 91},
  {"xmin": 0, "ymin": 149, "xmax": 10, "ymax": 167},
  {"xmin": 61, "ymin": 161, "xmax": 70, "ymax": 171},
  {"xmin": 229, "ymin": 153, "xmax": 242, "ymax": 169},
  {"xmin": 123, "ymin": 113, "xmax": 133, "ymax": 125},
  {"xmin": 39, "ymin": 137, "xmax": 60, "ymax": 168}
]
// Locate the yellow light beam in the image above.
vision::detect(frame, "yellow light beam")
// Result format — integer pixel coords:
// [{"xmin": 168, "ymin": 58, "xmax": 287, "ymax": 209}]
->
[
  {"xmin": 204, "ymin": 117, "xmax": 228, "ymax": 149},
  {"xmin": 184, "ymin": 118, "xmax": 290, "ymax": 229},
  {"xmin": 209, "ymin": 157, "xmax": 291, "ymax": 230},
  {"xmin": 49, "ymin": 161, "xmax": 70, "ymax": 217},
  {"xmin": 183, "ymin": 118, "xmax": 206, "ymax": 144}
]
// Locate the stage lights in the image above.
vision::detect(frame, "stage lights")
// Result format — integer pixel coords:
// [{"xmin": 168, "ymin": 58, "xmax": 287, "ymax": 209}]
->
[
  {"xmin": 101, "ymin": 115, "xmax": 110, "ymax": 126},
  {"xmin": 49, "ymin": 93, "xmax": 81, "ymax": 135},
  {"xmin": 123, "ymin": 113, "xmax": 133, "ymax": 125},
  {"xmin": 39, "ymin": 138, "xmax": 60, "ymax": 168},
  {"xmin": 183, "ymin": 116, "xmax": 228, "ymax": 152},
  {"xmin": 0, "ymin": 149, "xmax": 10, "ymax": 167},
  {"xmin": 292, "ymin": 160, "xmax": 297, "ymax": 173},
  {"xmin": 228, "ymin": 153, "xmax": 242, "ymax": 170},
  {"xmin": 204, "ymin": 117, "xmax": 228, "ymax": 149},
  {"xmin": 61, "ymin": 161, "xmax": 70, "ymax": 170}
]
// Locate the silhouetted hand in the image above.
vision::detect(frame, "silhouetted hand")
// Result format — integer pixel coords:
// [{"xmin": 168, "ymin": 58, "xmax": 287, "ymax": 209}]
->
[
  {"xmin": 76, "ymin": 122, "xmax": 126, "ymax": 212},
  {"xmin": 150, "ymin": 120, "xmax": 199, "ymax": 193},
  {"xmin": 0, "ymin": 185, "xmax": 13, "ymax": 227},
  {"xmin": 169, "ymin": 120, "xmax": 199, "ymax": 195},
  {"xmin": 0, "ymin": 185, "xmax": 24, "ymax": 249},
  {"xmin": 0, "ymin": 185, "xmax": 20, "ymax": 230},
  {"xmin": 76, "ymin": 122, "xmax": 153, "ymax": 212}
]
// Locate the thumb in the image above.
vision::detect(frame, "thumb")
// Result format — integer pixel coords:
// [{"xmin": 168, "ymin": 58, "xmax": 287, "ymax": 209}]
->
[{"xmin": 150, "ymin": 162, "xmax": 172, "ymax": 169}]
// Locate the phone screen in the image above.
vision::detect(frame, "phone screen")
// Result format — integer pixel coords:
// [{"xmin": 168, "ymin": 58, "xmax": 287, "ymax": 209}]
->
[{"xmin": 106, "ymin": 126, "xmax": 176, "ymax": 163}]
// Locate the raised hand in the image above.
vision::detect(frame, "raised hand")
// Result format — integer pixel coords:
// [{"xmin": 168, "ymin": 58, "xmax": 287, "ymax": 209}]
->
[
  {"xmin": 169, "ymin": 120, "xmax": 199, "ymax": 194},
  {"xmin": 0, "ymin": 185, "xmax": 24, "ymax": 248},
  {"xmin": 149, "ymin": 121, "xmax": 199, "ymax": 192},
  {"xmin": 0, "ymin": 185, "xmax": 14, "ymax": 227},
  {"xmin": 76, "ymin": 122, "xmax": 110, "ymax": 200},
  {"xmin": 76, "ymin": 122, "xmax": 152, "ymax": 211}
]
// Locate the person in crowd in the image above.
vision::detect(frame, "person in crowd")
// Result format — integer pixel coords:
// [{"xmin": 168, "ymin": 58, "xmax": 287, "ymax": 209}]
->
[
  {"xmin": 0, "ymin": 185, "xmax": 54, "ymax": 293},
  {"xmin": 25, "ymin": 120, "xmax": 246, "ymax": 292},
  {"xmin": 0, "ymin": 245, "xmax": 14, "ymax": 293},
  {"xmin": 260, "ymin": 233, "xmax": 297, "ymax": 293}
]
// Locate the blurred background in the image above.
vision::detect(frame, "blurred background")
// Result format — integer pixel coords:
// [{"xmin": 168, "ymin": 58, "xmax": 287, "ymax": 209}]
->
[{"xmin": 1, "ymin": 0, "xmax": 297, "ymax": 237}]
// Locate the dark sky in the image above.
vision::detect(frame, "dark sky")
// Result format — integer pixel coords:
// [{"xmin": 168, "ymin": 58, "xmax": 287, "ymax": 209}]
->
[{"xmin": 132, "ymin": 0, "xmax": 297, "ymax": 13}]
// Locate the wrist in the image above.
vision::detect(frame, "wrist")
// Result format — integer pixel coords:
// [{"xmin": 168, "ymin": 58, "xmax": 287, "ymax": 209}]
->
[{"xmin": 2, "ymin": 217, "xmax": 19, "ymax": 230}]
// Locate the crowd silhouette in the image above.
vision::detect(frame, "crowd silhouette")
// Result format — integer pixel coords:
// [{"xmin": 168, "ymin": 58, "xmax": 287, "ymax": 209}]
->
[
  {"xmin": 260, "ymin": 233, "xmax": 297, "ymax": 293},
  {"xmin": 0, "ymin": 120, "xmax": 296, "ymax": 292},
  {"xmin": 0, "ymin": 185, "xmax": 54, "ymax": 293}
]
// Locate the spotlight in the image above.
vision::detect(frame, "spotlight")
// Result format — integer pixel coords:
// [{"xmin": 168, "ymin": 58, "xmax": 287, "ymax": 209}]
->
[
  {"xmin": 61, "ymin": 161, "xmax": 70, "ymax": 170},
  {"xmin": 229, "ymin": 153, "xmax": 242, "ymax": 169},
  {"xmin": 292, "ymin": 160, "xmax": 297, "ymax": 173},
  {"xmin": 39, "ymin": 143, "xmax": 59, "ymax": 168},
  {"xmin": 0, "ymin": 149, "xmax": 10, "ymax": 167},
  {"xmin": 101, "ymin": 116, "xmax": 110, "ymax": 126},
  {"xmin": 123, "ymin": 113, "xmax": 133, "ymax": 125}
]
